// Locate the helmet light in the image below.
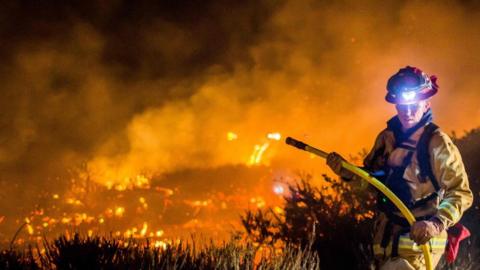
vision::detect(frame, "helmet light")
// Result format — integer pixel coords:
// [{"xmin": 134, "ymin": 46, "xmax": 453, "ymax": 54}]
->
[{"xmin": 401, "ymin": 91, "xmax": 416, "ymax": 101}]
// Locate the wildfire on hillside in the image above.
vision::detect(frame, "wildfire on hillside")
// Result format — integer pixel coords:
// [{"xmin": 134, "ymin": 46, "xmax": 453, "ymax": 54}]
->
[
  {"xmin": 1, "ymin": 0, "xmax": 479, "ymax": 256},
  {"xmin": 3, "ymin": 132, "xmax": 292, "ymax": 249}
]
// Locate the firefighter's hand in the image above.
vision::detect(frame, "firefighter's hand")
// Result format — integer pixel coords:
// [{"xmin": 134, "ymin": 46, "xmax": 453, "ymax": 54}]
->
[
  {"xmin": 326, "ymin": 152, "xmax": 354, "ymax": 180},
  {"xmin": 410, "ymin": 219, "xmax": 444, "ymax": 245},
  {"xmin": 326, "ymin": 152, "xmax": 345, "ymax": 175}
]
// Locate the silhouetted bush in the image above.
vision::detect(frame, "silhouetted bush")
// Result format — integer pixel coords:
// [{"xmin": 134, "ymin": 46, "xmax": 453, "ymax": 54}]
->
[
  {"xmin": 242, "ymin": 128, "xmax": 480, "ymax": 270},
  {"xmin": 1, "ymin": 233, "xmax": 320, "ymax": 269},
  {"xmin": 446, "ymin": 128, "xmax": 480, "ymax": 269},
  {"xmin": 0, "ymin": 248, "xmax": 38, "ymax": 270},
  {"xmin": 242, "ymin": 174, "xmax": 376, "ymax": 270},
  {"xmin": 2, "ymin": 129, "xmax": 479, "ymax": 269}
]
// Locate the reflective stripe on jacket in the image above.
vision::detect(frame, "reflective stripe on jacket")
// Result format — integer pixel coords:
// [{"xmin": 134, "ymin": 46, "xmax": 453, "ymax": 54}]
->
[{"xmin": 363, "ymin": 125, "xmax": 473, "ymax": 254}]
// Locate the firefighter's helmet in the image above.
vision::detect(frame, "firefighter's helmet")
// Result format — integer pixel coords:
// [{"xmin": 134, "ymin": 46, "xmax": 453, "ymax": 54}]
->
[{"xmin": 386, "ymin": 66, "xmax": 438, "ymax": 104}]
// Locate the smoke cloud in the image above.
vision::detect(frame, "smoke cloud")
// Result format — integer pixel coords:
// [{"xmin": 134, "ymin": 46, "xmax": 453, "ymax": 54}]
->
[{"xmin": 0, "ymin": 0, "xmax": 479, "ymax": 241}]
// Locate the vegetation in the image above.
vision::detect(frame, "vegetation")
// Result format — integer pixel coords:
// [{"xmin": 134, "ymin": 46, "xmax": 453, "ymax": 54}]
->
[
  {"xmin": 242, "ymin": 175, "xmax": 375, "ymax": 269},
  {"xmin": 1, "ymin": 233, "xmax": 320, "ymax": 269},
  {"xmin": 242, "ymin": 128, "xmax": 480, "ymax": 270},
  {"xmin": 1, "ymin": 128, "xmax": 479, "ymax": 269}
]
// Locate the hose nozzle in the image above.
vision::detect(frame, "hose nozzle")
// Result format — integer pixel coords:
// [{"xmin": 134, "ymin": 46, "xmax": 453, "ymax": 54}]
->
[
  {"xmin": 285, "ymin": 137, "xmax": 328, "ymax": 158},
  {"xmin": 285, "ymin": 137, "xmax": 307, "ymax": 150}
]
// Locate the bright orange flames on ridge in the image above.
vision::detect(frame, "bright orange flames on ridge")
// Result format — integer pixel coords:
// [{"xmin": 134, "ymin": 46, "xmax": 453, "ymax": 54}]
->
[{"xmin": 4, "ymin": 131, "xmax": 292, "ymax": 248}]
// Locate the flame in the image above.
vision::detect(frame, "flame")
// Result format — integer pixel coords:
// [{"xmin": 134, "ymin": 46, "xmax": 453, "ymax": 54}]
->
[
  {"xmin": 26, "ymin": 224, "xmax": 34, "ymax": 235},
  {"xmin": 248, "ymin": 143, "xmax": 270, "ymax": 165},
  {"xmin": 105, "ymin": 208, "xmax": 114, "ymax": 217},
  {"xmin": 1, "ymin": 130, "xmax": 286, "ymax": 244},
  {"xmin": 183, "ymin": 219, "xmax": 200, "ymax": 229},
  {"xmin": 154, "ymin": 240, "xmax": 167, "ymax": 249},
  {"xmin": 188, "ymin": 200, "xmax": 210, "ymax": 207},
  {"xmin": 250, "ymin": 197, "xmax": 266, "ymax": 208},
  {"xmin": 139, "ymin": 197, "xmax": 148, "ymax": 209},
  {"xmin": 273, "ymin": 206, "xmax": 284, "ymax": 214},
  {"xmin": 155, "ymin": 186, "xmax": 174, "ymax": 196},
  {"xmin": 66, "ymin": 198, "xmax": 83, "ymax": 206},
  {"xmin": 61, "ymin": 217, "xmax": 72, "ymax": 224},
  {"xmin": 267, "ymin": 132, "xmax": 282, "ymax": 141},
  {"xmin": 5, "ymin": 150, "xmax": 289, "ymax": 246},
  {"xmin": 133, "ymin": 175, "xmax": 151, "ymax": 188},
  {"xmin": 140, "ymin": 222, "xmax": 148, "ymax": 236},
  {"xmin": 114, "ymin": 184, "xmax": 127, "ymax": 191},
  {"xmin": 115, "ymin": 207, "xmax": 125, "ymax": 217},
  {"xmin": 247, "ymin": 132, "xmax": 282, "ymax": 165},
  {"xmin": 107, "ymin": 175, "xmax": 151, "ymax": 190},
  {"xmin": 227, "ymin": 131, "xmax": 238, "ymax": 141}
]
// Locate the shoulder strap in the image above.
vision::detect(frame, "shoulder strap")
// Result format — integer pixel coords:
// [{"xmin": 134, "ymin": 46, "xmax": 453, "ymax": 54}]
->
[{"xmin": 417, "ymin": 123, "xmax": 441, "ymax": 191}]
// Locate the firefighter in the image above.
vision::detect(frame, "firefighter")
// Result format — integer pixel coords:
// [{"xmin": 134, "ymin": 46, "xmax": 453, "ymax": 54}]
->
[{"xmin": 327, "ymin": 66, "xmax": 473, "ymax": 269}]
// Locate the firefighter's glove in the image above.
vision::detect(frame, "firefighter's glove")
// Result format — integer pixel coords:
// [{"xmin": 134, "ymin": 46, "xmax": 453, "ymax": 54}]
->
[
  {"xmin": 326, "ymin": 152, "xmax": 354, "ymax": 181},
  {"xmin": 410, "ymin": 218, "xmax": 444, "ymax": 245}
]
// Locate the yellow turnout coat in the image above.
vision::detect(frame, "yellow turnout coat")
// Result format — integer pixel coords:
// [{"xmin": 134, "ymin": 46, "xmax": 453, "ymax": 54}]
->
[{"xmin": 362, "ymin": 122, "xmax": 473, "ymax": 269}]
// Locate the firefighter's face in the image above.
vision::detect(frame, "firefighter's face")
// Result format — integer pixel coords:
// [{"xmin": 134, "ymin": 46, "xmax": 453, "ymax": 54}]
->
[{"xmin": 395, "ymin": 100, "xmax": 430, "ymax": 130}]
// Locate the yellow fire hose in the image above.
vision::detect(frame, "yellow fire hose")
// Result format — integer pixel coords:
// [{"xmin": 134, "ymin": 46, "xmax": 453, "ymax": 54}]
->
[{"xmin": 285, "ymin": 137, "xmax": 432, "ymax": 270}]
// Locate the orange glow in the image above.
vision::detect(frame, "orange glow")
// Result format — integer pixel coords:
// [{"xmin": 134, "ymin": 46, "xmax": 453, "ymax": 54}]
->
[{"xmin": 2, "ymin": 1, "xmax": 479, "ymax": 249}]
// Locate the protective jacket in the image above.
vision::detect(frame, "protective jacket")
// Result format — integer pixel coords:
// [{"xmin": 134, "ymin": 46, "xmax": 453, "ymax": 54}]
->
[{"xmin": 363, "ymin": 110, "xmax": 473, "ymax": 269}]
